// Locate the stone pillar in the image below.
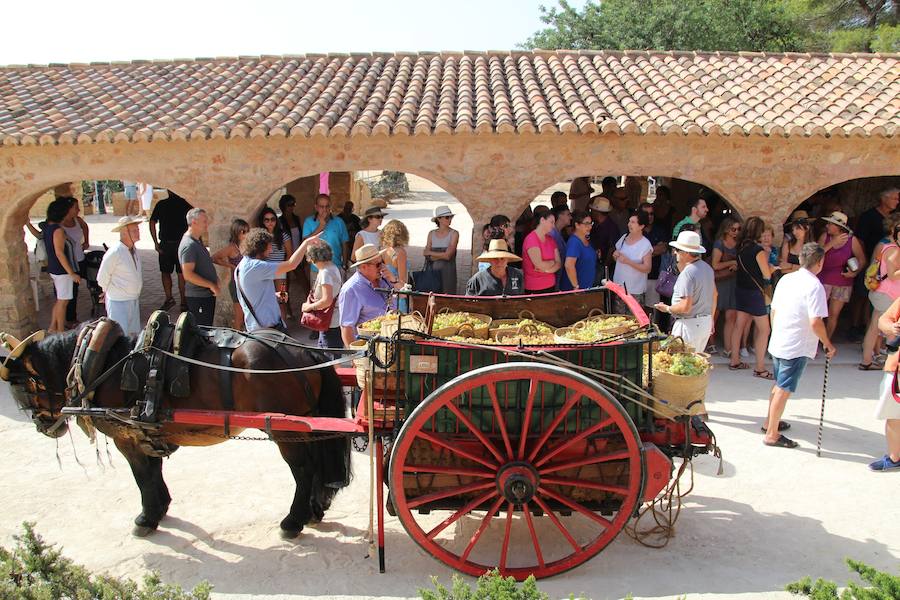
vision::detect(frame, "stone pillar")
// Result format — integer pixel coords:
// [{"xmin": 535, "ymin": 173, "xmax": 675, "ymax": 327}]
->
[{"xmin": 0, "ymin": 189, "xmax": 42, "ymax": 337}]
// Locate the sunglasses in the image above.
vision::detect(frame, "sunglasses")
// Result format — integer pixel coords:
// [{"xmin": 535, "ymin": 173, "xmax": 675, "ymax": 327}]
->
[
  {"xmin": 263, "ymin": 217, "xmax": 276, "ymax": 223},
  {"xmin": 730, "ymin": 225, "xmax": 741, "ymax": 231},
  {"xmin": 578, "ymin": 220, "xmax": 592, "ymax": 226}
]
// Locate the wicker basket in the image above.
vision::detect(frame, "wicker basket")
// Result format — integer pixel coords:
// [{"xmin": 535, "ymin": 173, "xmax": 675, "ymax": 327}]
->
[
  {"xmin": 430, "ymin": 309, "xmax": 492, "ymax": 338},
  {"xmin": 651, "ymin": 366, "xmax": 710, "ymax": 418},
  {"xmin": 350, "ymin": 341, "xmax": 405, "ymax": 392},
  {"xmin": 553, "ymin": 320, "xmax": 635, "ymax": 344},
  {"xmin": 494, "ymin": 323, "xmax": 554, "ymax": 346},
  {"xmin": 489, "ymin": 310, "xmax": 552, "ymax": 340}
]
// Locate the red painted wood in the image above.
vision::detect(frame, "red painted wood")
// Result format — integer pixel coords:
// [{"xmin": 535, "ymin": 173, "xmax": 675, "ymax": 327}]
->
[{"xmin": 168, "ymin": 409, "xmax": 365, "ymax": 434}]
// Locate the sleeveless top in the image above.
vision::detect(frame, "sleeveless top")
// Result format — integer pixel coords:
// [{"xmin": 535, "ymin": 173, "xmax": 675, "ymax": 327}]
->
[
  {"xmin": 819, "ymin": 234, "xmax": 854, "ymax": 287},
  {"xmin": 877, "ymin": 244, "xmax": 900, "ymax": 299},
  {"xmin": 62, "ymin": 221, "xmax": 85, "ymax": 262},
  {"xmin": 44, "ymin": 223, "xmax": 68, "ymax": 275},
  {"xmin": 736, "ymin": 243, "xmax": 765, "ymax": 290},
  {"xmin": 357, "ymin": 229, "xmax": 381, "ymax": 248},
  {"xmin": 264, "ymin": 231, "xmax": 291, "ymax": 281},
  {"xmin": 227, "ymin": 246, "xmax": 242, "ymax": 268}
]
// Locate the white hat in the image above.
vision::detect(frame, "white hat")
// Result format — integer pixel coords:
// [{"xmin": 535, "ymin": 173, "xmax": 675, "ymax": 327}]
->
[
  {"xmin": 350, "ymin": 243, "xmax": 387, "ymax": 268},
  {"xmin": 820, "ymin": 211, "xmax": 851, "ymax": 232},
  {"xmin": 669, "ymin": 230, "xmax": 706, "ymax": 254},
  {"xmin": 432, "ymin": 205, "xmax": 455, "ymax": 220},
  {"xmin": 588, "ymin": 197, "xmax": 611, "ymax": 213},
  {"xmin": 111, "ymin": 215, "xmax": 145, "ymax": 232}
]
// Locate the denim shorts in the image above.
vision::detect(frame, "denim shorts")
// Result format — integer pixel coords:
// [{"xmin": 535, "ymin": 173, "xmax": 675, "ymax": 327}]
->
[{"xmin": 773, "ymin": 356, "xmax": 808, "ymax": 393}]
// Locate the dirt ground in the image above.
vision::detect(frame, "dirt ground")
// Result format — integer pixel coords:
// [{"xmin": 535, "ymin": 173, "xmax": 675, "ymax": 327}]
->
[{"xmin": 4, "ymin": 177, "xmax": 898, "ymax": 599}]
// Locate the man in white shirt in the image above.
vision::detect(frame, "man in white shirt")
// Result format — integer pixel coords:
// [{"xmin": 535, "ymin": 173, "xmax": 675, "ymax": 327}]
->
[
  {"xmin": 97, "ymin": 216, "xmax": 144, "ymax": 336},
  {"xmin": 765, "ymin": 243, "xmax": 837, "ymax": 448}
]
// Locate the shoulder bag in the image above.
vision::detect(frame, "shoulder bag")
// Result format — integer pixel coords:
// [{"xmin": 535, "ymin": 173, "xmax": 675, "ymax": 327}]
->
[
  {"xmin": 411, "ymin": 259, "xmax": 442, "ymax": 293},
  {"xmin": 655, "ymin": 252, "xmax": 679, "ymax": 298},
  {"xmin": 300, "ymin": 289, "xmax": 337, "ymax": 332}
]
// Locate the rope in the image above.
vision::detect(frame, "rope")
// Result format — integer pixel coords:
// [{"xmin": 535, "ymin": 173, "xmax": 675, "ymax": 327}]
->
[
  {"xmin": 195, "ymin": 325, "xmax": 360, "ymax": 354},
  {"xmin": 817, "ymin": 355, "xmax": 830, "ymax": 458},
  {"xmin": 153, "ymin": 348, "xmax": 365, "ymax": 374}
]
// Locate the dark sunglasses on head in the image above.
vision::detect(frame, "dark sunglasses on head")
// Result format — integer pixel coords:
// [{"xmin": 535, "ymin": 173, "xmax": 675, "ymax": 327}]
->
[
  {"xmin": 263, "ymin": 217, "xmax": 276, "ymax": 222},
  {"xmin": 579, "ymin": 220, "xmax": 592, "ymax": 225},
  {"xmin": 793, "ymin": 219, "xmax": 809, "ymax": 227}
]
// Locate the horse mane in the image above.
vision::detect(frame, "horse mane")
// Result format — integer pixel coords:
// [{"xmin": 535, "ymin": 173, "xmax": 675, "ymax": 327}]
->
[{"xmin": 24, "ymin": 328, "xmax": 81, "ymax": 394}]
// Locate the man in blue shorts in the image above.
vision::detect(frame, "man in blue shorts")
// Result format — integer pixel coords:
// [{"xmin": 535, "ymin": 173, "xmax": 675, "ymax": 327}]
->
[{"xmin": 765, "ymin": 243, "xmax": 836, "ymax": 448}]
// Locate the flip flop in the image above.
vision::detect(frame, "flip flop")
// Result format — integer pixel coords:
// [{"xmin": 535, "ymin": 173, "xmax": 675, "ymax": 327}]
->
[
  {"xmin": 858, "ymin": 362, "xmax": 880, "ymax": 371},
  {"xmin": 760, "ymin": 422, "xmax": 791, "ymax": 433},
  {"xmin": 753, "ymin": 369, "xmax": 775, "ymax": 380},
  {"xmin": 764, "ymin": 434, "xmax": 799, "ymax": 448},
  {"xmin": 729, "ymin": 362, "xmax": 750, "ymax": 370}
]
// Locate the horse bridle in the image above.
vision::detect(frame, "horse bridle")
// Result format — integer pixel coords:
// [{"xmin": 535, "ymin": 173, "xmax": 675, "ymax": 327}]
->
[{"xmin": 9, "ymin": 371, "xmax": 68, "ymax": 430}]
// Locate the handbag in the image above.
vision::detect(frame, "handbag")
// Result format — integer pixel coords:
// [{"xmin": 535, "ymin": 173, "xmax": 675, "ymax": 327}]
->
[
  {"xmin": 865, "ymin": 244, "xmax": 897, "ymax": 291},
  {"xmin": 737, "ymin": 252, "xmax": 774, "ymax": 306},
  {"xmin": 655, "ymin": 252, "xmax": 678, "ymax": 298},
  {"xmin": 411, "ymin": 260, "xmax": 442, "ymax": 293},
  {"xmin": 300, "ymin": 290, "xmax": 337, "ymax": 332}
]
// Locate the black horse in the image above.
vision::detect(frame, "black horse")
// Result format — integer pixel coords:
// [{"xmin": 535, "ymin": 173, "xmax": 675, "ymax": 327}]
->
[{"xmin": 1, "ymin": 322, "xmax": 351, "ymax": 538}]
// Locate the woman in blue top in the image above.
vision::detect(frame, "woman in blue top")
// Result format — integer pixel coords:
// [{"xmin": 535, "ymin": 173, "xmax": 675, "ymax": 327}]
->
[
  {"xmin": 561, "ymin": 210, "xmax": 597, "ymax": 291},
  {"xmin": 381, "ymin": 219, "xmax": 411, "ymax": 312}
]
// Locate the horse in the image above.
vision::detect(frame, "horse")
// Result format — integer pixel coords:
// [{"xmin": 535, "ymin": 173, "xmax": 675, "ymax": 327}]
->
[{"xmin": 0, "ymin": 318, "xmax": 351, "ymax": 538}]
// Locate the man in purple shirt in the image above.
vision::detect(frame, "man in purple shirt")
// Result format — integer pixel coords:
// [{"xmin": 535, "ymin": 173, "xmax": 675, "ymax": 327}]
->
[
  {"xmin": 338, "ymin": 244, "xmax": 401, "ymax": 346},
  {"xmin": 588, "ymin": 196, "xmax": 620, "ymax": 285}
]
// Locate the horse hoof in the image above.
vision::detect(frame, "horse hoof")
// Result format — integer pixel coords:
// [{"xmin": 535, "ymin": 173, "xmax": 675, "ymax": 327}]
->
[
  {"xmin": 279, "ymin": 527, "xmax": 302, "ymax": 540},
  {"xmin": 132, "ymin": 525, "xmax": 157, "ymax": 537}
]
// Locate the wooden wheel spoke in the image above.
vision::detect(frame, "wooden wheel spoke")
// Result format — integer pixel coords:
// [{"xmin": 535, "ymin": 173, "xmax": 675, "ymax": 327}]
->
[
  {"xmin": 516, "ymin": 379, "xmax": 538, "ymax": 459},
  {"xmin": 488, "ymin": 386, "xmax": 514, "ymax": 460},
  {"xmin": 408, "ymin": 480, "xmax": 497, "ymax": 510},
  {"xmin": 541, "ymin": 476, "xmax": 629, "ymax": 496},
  {"xmin": 446, "ymin": 401, "xmax": 506, "ymax": 465},
  {"xmin": 532, "ymin": 495, "xmax": 581, "ymax": 552},
  {"xmin": 522, "ymin": 502, "xmax": 545, "ymax": 569},
  {"xmin": 526, "ymin": 392, "xmax": 584, "ymax": 463},
  {"xmin": 533, "ymin": 416, "xmax": 616, "ymax": 467},
  {"xmin": 538, "ymin": 449, "xmax": 632, "ymax": 475},
  {"xmin": 460, "ymin": 496, "xmax": 505, "ymax": 561},
  {"xmin": 426, "ymin": 489, "xmax": 498, "ymax": 540},
  {"xmin": 538, "ymin": 486, "xmax": 613, "ymax": 528},
  {"xmin": 415, "ymin": 430, "xmax": 499, "ymax": 470},
  {"xmin": 403, "ymin": 464, "xmax": 495, "ymax": 478},
  {"xmin": 499, "ymin": 502, "xmax": 514, "ymax": 571}
]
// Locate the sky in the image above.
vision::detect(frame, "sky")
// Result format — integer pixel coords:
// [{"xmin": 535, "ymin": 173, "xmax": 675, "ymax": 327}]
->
[{"xmin": 2, "ymin": 0, "xmax": 583, "ymax": 65}]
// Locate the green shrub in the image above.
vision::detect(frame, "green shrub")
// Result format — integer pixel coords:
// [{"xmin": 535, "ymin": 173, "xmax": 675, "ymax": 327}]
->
[
  {"xmin": 369, "ymin": 171, "xmax": 409, "ymax": 199},
  {"xmin": 418, "ymin": 569, "xmax": 591, "ymax": 600},
  {"xmin": 0, "ymin": 522, "xmax": 211, "ymax": 600},
  {"xmin": 786, "ymin": 558, "xmax": 900, "ymax": 599}
]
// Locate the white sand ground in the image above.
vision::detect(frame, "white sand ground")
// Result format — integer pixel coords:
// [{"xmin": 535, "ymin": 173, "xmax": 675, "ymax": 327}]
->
[{"xmin": 4, "ymin": 176, "xmax": 898, "ymax": 599}]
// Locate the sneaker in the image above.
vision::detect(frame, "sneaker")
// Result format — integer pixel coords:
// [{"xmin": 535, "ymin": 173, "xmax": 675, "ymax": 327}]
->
[
  {"xmin": 868, "ymin": 455, "xmax": 900, "ymax": 472},
  {"xmin": 160, "ymin": 297, "xmax": 176, "ymax": 311},
  {"xmin": 740, "ymin": 347, "xmax": 750, "ymax": 359}
]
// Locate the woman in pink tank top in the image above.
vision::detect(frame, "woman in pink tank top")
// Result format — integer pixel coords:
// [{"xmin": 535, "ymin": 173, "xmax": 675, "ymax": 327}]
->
[
  {"xmin": 861, "ymin": 219, "xmax": 900, "ymax": 369},
  {"xmin": 817, "ymin": 211, "xmax": 866, "ymax": 340}
]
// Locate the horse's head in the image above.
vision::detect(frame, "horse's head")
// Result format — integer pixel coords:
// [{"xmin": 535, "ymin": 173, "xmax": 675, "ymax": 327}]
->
[{"xmin": 1, "ymin": 330, "xmax": 74, "ymax": 438}]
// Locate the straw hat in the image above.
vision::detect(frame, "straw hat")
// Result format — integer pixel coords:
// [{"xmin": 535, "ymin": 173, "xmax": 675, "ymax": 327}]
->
[
  {"xmin": 476, "ymin": 239, "xmax": 522, "ymax": 262},
  {"xmin": 363, "ymin": 206, "xmax": 387, "ymax": 219},
  {"xmin": 111, "ymin": 215, "xmax": 145, "ymax": 232},
  {"xmin": 588, "ymin": 197, "xmax": 611, "ymax": 213},
  {"xmin": 669, "ymin": 230, "xmax": 706, "ymax": 254},
  {"xmin": 821, "ymin": 211, "xmax": 851, "ymax": 232},
  {"xmin": 432, "ymin": 205, "xmax": 455, "ymax": 223},
  {"xmin": 0, "ymin": 330, "xmax": 45, "ymax": 381},
  {"xmin": 350, "ymin": 243, "xmax": 386, "ymax": 268}
]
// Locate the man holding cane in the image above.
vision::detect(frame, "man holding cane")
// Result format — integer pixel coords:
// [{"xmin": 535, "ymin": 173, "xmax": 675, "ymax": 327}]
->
[
  {"xmin": 872, "ymin": 298, "xmax": 900, "ymax": 471},
  {"xmin": 764, "ymin": 243, "xmax": 836, "ymax": 448}
]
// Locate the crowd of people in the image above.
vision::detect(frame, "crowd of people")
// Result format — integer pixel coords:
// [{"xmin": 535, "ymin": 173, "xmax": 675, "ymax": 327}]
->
[{"xmin": 29, "ymin": 181, "xmax": 900, "ymax": 470}]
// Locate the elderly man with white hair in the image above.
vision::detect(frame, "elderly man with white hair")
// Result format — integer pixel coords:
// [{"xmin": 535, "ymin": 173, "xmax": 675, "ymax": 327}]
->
[
  {"xmin": 178, "ymin": 208, "xmax": 219, "ymax": 326},
  {"xmin": 97, "ymin": 215, "xmax": 145, "ymax": 336},
  {"xmin": 655, "ymin": 230, "xmax": 717, "ymax": 352}
]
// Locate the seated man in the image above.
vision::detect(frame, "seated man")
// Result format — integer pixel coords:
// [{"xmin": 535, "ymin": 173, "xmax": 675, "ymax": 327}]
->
[
  {"xmin": 338, "ymin": 244, "xmax": 403, "ymax": 346},
  {"xmin": 465, "ymin": 239, "xmax": 525, "ymax": 296}
]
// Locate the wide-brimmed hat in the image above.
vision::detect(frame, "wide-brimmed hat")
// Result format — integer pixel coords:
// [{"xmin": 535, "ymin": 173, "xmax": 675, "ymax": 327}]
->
[
  {"xmin": 111, "ymin": 215, "xmax": 145, "ymax": 232},
  {"xmin": 669, "ymin": 230, "xmax": 706, "ymax": 254},
  {"xmin": 350, "ymin": 243, "xmax": 387, "ymax": 268},
  {"xmin": 821, "ymin": 211, "xmax": 851, "ymax": 232},
  {"xmin": 432, "ymin": 205, "xmax": 455, "ymax": 221},
  {"xmin": 588, "ymin": 197, "xmax": 611, "ymax": 213},
  {"xmin": 476, "ymin": 239, "xmax": 522, "ymax": 262},
  {"xmin": 363, "ymin": 207, "xmax": 387, "ymax": 219},
  {"xmin": 0, "ymin": 330, "xmax": 45, "ymax": 381},
  {"xmin": 788, "ymin": 210, "xmax": 815, "ymax": 225}
]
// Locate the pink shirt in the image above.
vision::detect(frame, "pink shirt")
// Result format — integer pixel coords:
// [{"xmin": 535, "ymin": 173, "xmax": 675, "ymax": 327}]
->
[
  {"xmin": 877, "ymin": 244, "xmax": 900, "ymax": 299},
  {"xmin": 522, "ymin": 230, "xmax": 558, "ymax": 291}
]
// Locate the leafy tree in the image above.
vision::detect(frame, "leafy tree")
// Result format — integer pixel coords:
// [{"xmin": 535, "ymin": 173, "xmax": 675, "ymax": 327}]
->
[{"xmin": 803, "ymin": 0, "xmax": 899, "ymax": 50}]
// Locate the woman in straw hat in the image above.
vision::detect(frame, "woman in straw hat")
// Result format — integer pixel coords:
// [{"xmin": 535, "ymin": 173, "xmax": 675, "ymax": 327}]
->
[
  {"xmin": 423, "ymin": 205, "xmax": 459, "ymax": 294},
  {"xmin": 465, "ymin": 239, "xmax": 524, "ymax": 296},
  {"xmin": 351, "ymin": 206, "xmax": 386, "ymax": 259},
  {"xmin": 817, "ymin": 211, "xmax": 866, "ymax": 340}
]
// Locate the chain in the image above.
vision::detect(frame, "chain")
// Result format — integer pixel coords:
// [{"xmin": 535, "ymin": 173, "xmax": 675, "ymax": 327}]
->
[{"xmin": 204, "ymin": 430, "xmax": 352, "ymax": 443}]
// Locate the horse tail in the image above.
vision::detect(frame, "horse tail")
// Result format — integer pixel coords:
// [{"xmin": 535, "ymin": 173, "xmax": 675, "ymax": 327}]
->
[{"xmin": 312, "ymin": 364, "xmax": 351, "ymax": 509}]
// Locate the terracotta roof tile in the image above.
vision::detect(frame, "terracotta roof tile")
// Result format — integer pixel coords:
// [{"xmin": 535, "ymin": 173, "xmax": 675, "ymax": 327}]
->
[{"xmin": 0, "ymin": 50, "xmax": 896, "ymax": 145}]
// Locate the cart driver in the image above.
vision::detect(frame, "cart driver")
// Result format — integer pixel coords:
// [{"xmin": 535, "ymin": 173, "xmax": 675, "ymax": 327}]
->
[{"xmin": 465, "ymin": 239, "xmax": 525, "ymax": 296}]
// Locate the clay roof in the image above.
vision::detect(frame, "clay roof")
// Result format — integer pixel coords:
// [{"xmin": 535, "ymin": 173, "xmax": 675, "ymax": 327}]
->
[{"xmin": 1, "ymin": 50, "xmax": 897, "ymax": 146}]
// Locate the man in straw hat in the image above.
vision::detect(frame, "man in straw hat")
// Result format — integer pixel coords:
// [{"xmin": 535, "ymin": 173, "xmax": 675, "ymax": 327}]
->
[
  {"xmin": 655, "ymin": 230, "xmax": 717, "ymax": 353},
  {"xmin": 465, "ymin": 239, "xmax": 525, "ymax": 296},
  {"xmin": 338, "ymin": 243, "xmax": 403, "ymax": 346},
  {"xmin": 588, "ymin": 195, "xmax": 620, "ymax": 284},
  {"xmin": 97, "ymin": 215, "xmax": 146, "ymax": 336}
]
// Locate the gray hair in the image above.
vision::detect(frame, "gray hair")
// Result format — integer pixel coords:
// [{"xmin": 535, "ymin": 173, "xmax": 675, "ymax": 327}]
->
[
  {"xmin": 186, "ymin": 207, "xmax": 207, "ymax": 225},
  {"xmin": 881, "ymin": 187, "xmax": 900, "ymax": 201},
  {"xmin": 307, "ymin": 242, "xmax": 333, "ymax": 264},
  {"xmin": 800, "ymin": 242, "xmax": 825, "ymax": 270}
]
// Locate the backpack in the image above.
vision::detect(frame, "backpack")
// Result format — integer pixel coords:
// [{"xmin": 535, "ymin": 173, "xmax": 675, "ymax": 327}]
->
[{"xmin": 865, "ymin": 244, "xmax": 897, "ymax": 291}]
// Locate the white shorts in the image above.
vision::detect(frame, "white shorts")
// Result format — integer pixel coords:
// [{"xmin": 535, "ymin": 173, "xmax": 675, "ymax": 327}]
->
[
  {"xmin": 141, "ymin": 191, "xmax": 153, "ymax": 210},
  {"xmin": 671, "ymin": 315, "xmax": 713, "ymax": 353},
  {"xmin": 50, "ymin": 273, "xmax": 74, "ymax": 300},
  {"xmin": 105, "ymin": 298, "xmax": 142, "ymax": 337},
  {"xmin": 876, "ymin": 372, "xmax": 900, "ymax": 420}
]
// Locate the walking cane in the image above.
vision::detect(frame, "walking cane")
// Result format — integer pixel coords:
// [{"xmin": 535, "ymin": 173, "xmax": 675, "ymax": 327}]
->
[{"xmin": 816, "ymin": 355, "xmax": 830, "ymax": 458}]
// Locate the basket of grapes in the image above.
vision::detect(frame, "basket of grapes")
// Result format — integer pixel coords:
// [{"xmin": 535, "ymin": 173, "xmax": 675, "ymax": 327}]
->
[
  {"xmin": 649, "ymin": 339, "xmax": 711, "ymax": 418},
  {"xmin": 488, "ymin": 310, "xmax": 553, "ymax": 340},
  {"xmin": 553, "ymin": 315, "xmax": 638, "ymax": 344},
  {"xmin": 493, "ymin": 323, "xmax": 555, "ymax": 346},
  {"xmin": 430, "ymin": 310, "xmax": 493, "ymax": 339}
]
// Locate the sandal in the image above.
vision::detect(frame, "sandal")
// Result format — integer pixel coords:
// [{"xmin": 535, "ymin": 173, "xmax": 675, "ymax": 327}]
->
[
  {"xmin": 753, "ymin": 369, "xmax": 774, "ymax": 380},
  {"xmin": 729, "ymin": 362, "xmax": 750, "ymax": 370},
  {"xmin": 764, "ymin": 434, "xmax": 799, "ymax": 448},
  {"xmin": 761, "ymin": 421, "xmax": 791, "ymax": 432},
  {"xmin": 858, "ymin": 362, "xmax": 880, "ymax": 371}
]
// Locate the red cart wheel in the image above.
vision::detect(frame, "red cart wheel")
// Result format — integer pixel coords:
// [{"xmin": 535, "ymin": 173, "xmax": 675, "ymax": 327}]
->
[{"xmin": 389, "ymin": 362, "xmax": 645, "ymax": 580}]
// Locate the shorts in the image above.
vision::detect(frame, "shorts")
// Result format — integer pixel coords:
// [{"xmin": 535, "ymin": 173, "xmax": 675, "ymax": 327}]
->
[
  {"xmin": 105, "ymin": 298, "xmax": 141, "ymax": 337},
  {"xmin": 671, "ymin": 315, "xmax": 712, "ymax": 353},
  {"xmin": 869, "ymin": 290, "xmax": 895, "ymax": 313},
  {"xmin": 715, "ymin": 276, "xmax": 737, "ymax": 312},
  {"xmin": 124, "ymin": 185, "xmax": 138, "ymax": 200},
  {"xmin": 823, "ymin": 284, "xmax": 852, "ymax": 303},
  {"xmin": 772, "ymin": 356, "xmax": 808, "ymax": 393},
  {"xmin": 735, "ymin": 286, "xmax": 768, "ymax": 317},
  {"xmin": 876, "ymin": 372, "xmax": 900, "ymax": 419},
  {"xmin": 50, "ymin": 273, "xmax": 74, "ymax": 300},
  {"xmin": 158, "ymin": 241, "xmax": 182, "ymax": 274}
]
